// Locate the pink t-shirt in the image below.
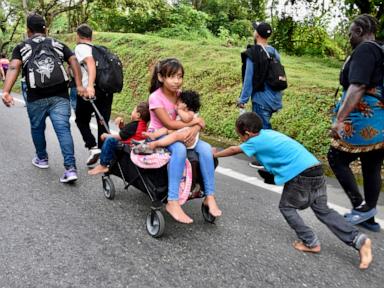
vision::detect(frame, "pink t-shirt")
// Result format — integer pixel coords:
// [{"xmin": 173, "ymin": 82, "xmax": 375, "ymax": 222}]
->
[{"xmin": 148, "ymin": 88, "xmax": 178, "ymax": 130}]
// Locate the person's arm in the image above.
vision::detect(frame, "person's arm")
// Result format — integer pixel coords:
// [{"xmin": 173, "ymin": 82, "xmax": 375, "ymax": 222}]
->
[
  {"xmin": 238, "ymin": 58, "xmax": 254, "ymax": 108},
  {"xmin": 1, "ymin": 59, "xmax": 21, "ymax": 107},
  {"xmin": 331, "ymin": 84, "xmax": 366, "ymax": 139},
  {"xmin": 0, "ymin": 66, "xmax": 4, "ymax": 80},
  {"xmin": 67, "ymin": 55, "xmax": 85, "ymax": 97},
  {"xmin": 83, "ymin": 55, "xmax": 96, "ymax": 98},
  {"xmin": 153, "ymin": 107, "xmax": 203, "ymax": 130},
  {"xmin": 177, "ymin": 109, "xmax": 195, "ymax": 123},
  {"xmin": 214, "ymin": 146, "xmax": 243, "ymax": 158}
]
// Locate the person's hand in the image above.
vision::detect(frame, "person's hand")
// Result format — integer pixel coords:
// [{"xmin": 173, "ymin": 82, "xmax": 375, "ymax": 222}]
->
[
  {"xmin": 184, "ymin": 126, "xmax": 199, "ymax": 146},
  {"xmin": 211, "ymin": 147, "xmax": 218, "ymax": 157},
  {"xmin": 76, "ymin": 86, "xmax": 86, "ymax": 97},
  {"xmin": 2, "ymin": 91, "xmax": 14, "ymax": 107},
  {"xmin": 330, "ymin": 121, "xmax": 345, "ymax": 139},
  {"xmin": 86, "ymin": 86, "xmax": 95, "ymax": 99},
  {"xmin": 237, "ymin": 102, "xmax": 245, "ymax": 109},
  {"xmin": 100, "ymin": 133, "xmax": 110, "ymax": 141},
  {"xmin": 196, "ymin": 117, "xmax": 205, "ymax": 129},
  {"xmin": 114, "ymin": 117, "xmax": 124, "ymax": 129}
]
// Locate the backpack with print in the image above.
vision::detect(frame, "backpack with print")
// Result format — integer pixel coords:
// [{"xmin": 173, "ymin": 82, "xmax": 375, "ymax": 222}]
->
[
  {"xmin": 83, "ymin": 43, "xmax": 123, "ymax": 93},
  {"xmin": 25, "ymin": 37, "xmax": 69, "ymax": 89}
]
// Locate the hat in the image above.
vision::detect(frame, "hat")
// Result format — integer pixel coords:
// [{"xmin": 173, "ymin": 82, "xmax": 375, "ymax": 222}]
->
[
  {"xmin": 252, "ymin": 22, "xmax": 272, "ymax": 38},
  {"xmin": 27, "ymin": 13, "xmax": 46, "ymax": 32}
]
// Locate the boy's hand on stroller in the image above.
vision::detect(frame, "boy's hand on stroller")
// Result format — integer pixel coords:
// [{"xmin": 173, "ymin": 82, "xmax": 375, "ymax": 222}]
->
[
  {"xmin": 86, "ymin": 86, "xmax": 95, "ymax": 98},
  {"xmin": 77, "ymin": 86, "xmax": 86, "ymax": 97}
]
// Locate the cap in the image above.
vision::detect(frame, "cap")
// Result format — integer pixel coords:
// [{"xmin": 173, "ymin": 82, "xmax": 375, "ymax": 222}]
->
[
  {"xmin": 252, "ymin": 22, "xmax": 272, "ymax": 38},
  {"xmin": 27, "ymin": 13, "xmax": 46, "ymax": 32}
]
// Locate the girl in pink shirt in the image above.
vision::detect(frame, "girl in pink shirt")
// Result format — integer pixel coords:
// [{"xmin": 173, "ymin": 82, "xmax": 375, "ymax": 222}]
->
[{"xmin": 148, "ymin": 58, "xmax": 221, "ymax": 224}]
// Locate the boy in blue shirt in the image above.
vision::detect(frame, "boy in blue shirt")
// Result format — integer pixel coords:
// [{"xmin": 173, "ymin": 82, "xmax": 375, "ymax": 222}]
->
[{"xmin": 213, "ymin": 112, "xmax": 372, "ymax": 269}]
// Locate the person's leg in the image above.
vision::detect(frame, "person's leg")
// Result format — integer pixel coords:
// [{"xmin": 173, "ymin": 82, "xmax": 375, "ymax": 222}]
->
[
  {"xmin": 360, "ymin": 150, "xmax": 384, "ymax": 209},
  {"xmin": 327, "ymin": 147, "xmax": 363, "ymax": 208},
  {"xmin": 279, "ymin": 178, "xmax": 320, "ymax": 251},
  {"xmin": 26, "ymin": 98, "xmax": 49, "ymax": 165},
  {"xmin": 88, "ymin": 137, "xmax": 119, "ymax": 175},
  {"xmin": 47, "ymin": 97, "xmax": 76, "ymax": 169},
  {"xmin": 252, "ymin": 102, "xmax": 273, "ymax": 129},
  {"xmin": 310, "ymin": 182, "xmax": 372, "ymax": 269},
  {"xmin": 69, "ymin": 87, "xmax": 77, "ymax": 112},
  {"xmin": 94, "ymin": 92, "xmax": 113, "ymax": 149},
  {"xmin": 166, "ymin": 141, "xmax": 193, "ymax": 224},
  {"xmin": 194, "ymin": 140, "xmax": 222, "ymax": 217},
  {"xmin": 75, "ymin": 96, "xmax": 96, "ymax": 149},
  {"xmin": 148, "ymin": 130, "xmax": 186, "ymax": 149}
]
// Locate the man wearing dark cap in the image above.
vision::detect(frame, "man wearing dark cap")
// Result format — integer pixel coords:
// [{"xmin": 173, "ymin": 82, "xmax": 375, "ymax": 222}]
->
[
  {"xmin": 1, "ymin": 13, "xmax": 85, "ymax": 183},
  {"xmin": 238, "ymin": 21, "xmax": 283, "ymax": 168}
]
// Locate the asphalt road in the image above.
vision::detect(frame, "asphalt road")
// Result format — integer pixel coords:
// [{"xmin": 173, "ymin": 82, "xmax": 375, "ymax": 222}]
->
[{"xmin": 1, "ymin": 93, "xmax": 384, "ymax": 288}]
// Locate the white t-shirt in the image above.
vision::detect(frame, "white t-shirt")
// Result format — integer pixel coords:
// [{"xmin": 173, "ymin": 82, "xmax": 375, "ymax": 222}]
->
[{"xmin": 75, "ymin": 43, "xmax": 93, "ymax": 87}]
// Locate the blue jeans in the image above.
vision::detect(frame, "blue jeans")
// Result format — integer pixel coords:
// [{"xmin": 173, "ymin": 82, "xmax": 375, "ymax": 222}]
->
[
  {"xmin": 26, "ymin": 97, "xmax": 76, "ymax": 168},
  {"xmin": 69, "ymin": 87, "xmax": 77, "ymax": 111},
  {"xmin": 279, "ymin": 166, "xmax": 366, "ymax": 250},
  {"xmin": 167, "ymin": 140, "xmax": 215, "ymax": 201},
  {"xmin": 99, "ymin": 137, "xmax": 119, "ymax": 166},
  {"xmin": 252, "ymin": 102, "xmax": 273, "ymax": 129},
  {"xmin": 21, "ymin": 81, "xmax": 28, "ymax": 103}
]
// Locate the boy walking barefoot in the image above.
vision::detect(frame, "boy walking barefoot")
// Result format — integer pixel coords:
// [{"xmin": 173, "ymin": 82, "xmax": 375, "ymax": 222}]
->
[{"xmin": 213, "ymin": 112, "xmax": 372, "ymax": 269}]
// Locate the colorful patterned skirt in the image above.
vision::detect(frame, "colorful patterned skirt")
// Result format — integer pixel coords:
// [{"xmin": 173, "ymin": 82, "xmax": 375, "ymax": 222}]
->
[{"xmin": 331, "ymin": 92, "xmax": 384, "ymax": 153}]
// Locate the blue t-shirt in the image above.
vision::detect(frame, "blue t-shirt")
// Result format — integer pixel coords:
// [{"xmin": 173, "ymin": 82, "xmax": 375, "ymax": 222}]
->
[{"xmin": 240, "ymin": 130, "xmax": 320, "ymax": 185}]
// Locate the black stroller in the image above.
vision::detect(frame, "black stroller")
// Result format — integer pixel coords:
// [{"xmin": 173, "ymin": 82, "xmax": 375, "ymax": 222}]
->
[{"xmin": 91, "ymin": 100, "xmax": 217, "ymax": 238}]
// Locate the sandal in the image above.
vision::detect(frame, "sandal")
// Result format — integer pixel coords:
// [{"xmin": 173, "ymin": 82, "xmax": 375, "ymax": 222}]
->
[
  {"xmin": 344, "ymin": 208, "xmax": 377, "ymax": 225},
  {"xmin": 132, "ymin": 144, "xmax": 154, "ymax": 155}
]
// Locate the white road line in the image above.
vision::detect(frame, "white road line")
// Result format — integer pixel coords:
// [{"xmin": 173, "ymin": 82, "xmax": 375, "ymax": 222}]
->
[{"xmin": 11, "ymin": 95, "xmax": 384, "ymax": 227}]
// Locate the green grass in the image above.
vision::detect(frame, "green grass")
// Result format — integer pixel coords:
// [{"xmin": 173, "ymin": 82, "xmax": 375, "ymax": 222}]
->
[{"xmin": 8, "ymin": 32, "xmax": 341, "ymax": 160}]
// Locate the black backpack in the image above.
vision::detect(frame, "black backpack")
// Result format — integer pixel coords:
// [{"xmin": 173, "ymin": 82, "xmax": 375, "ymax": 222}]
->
[
  {"xmin": 83, "ymin": 43, "xmax": 123, "ymax": 94},
  {"xmin": 260, "ymin": 45, "xmax": 288, "ymax": 91},
  {"xmin": 25, "ymin": 37, "xmax": 69, "ymax": 89},
  {"xmin": 241, "ymin": 45, "xmax": 287, "ymax": 92}
]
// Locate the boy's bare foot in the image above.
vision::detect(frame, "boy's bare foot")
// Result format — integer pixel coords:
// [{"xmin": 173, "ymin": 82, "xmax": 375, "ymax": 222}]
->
[
  {"xmin": 203, "ymin": 195, "xmax": 222, "ymax": 217},
  {"xmin": 293, "ymin": 241, "xmax": 321, "ymax": 253},
  {"xmin": 88, "ymin": 164, "xmax": 109, "ymax": 175},
  {"xmin": 166, "ymin": 201, "xmax": 193, "ymax": 224},
  {"xmin": 359, "ymin": 238, "xmax": 372, "ymax": 270}
]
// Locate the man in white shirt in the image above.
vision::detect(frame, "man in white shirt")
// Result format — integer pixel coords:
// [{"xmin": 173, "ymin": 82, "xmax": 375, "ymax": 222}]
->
[{"xmin": 74, "ymin": 24, "xmax": 114, "ymax": 167}]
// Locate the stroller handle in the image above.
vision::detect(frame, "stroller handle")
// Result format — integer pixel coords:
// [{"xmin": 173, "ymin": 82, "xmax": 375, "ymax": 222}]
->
[{"xmin": 89, "ymin": 98, "xmax": 111, "ymax": 134}]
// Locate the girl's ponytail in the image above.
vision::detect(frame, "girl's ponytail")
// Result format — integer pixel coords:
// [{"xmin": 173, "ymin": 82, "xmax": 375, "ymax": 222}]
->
[{"xmin": 149, "ymin": 58, "xmax": 184, "ymax": 94}]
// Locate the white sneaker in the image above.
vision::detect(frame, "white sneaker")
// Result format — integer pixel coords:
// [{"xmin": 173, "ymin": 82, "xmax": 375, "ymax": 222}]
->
[{"xmin": 86, "ymin": 147, "xmax": 101, "ymax": 166}]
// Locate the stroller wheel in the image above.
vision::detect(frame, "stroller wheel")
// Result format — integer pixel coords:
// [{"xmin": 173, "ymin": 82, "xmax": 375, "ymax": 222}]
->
[
  {"xmin": 146, "ymin": 210, "xmax": 165, "ymax": 238},
  {"xmin": 102, "ymin": 176, "xmax": 116, "ymax": 200},
  {"xmin": 201, "ymin": 203, "xmax": 216, "ymax": 223}
]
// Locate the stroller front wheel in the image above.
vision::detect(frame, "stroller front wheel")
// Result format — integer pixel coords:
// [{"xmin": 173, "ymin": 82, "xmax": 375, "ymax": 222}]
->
[
  {"xmin": 146, "ymin": 210, "xmax": 165, "ymax": 238},
  {"xmin": 201, "ymin": 202, "xmax": 216, "ymax": 223},
  {"xmin": 102, "ymin": 176, "xmax": 116, "ymax": 200}
]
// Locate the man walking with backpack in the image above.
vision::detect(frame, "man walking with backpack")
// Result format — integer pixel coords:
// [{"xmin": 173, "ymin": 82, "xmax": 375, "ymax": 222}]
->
[
  {"xmin": 74, "ymin": 24, "xmax": 121, "ymax": 167},
  {"xmin": 1, "ymin": 13, "xmax": 84, "ymax": 183},
  {"xmin": 238, "ymin": 21, "xmax": 286, "ymax": 168}
]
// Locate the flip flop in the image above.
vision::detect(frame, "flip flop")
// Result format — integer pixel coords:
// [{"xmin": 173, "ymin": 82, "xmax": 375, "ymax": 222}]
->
[{"xmin": 344, "ymin": 208, "xmax": 377, "ymax": 225}]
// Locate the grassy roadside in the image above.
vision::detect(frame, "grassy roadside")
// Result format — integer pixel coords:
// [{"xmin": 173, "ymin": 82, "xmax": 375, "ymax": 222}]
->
[{"xmin": 56, "ymin": 32, "xmax": 341, "ymax": 161}]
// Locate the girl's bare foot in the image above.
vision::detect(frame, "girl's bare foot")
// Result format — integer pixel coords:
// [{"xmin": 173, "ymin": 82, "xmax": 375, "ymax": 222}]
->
[
  {"xmin": 359, "ymin": 238, "xmax": 372, "ymax": 270},
  {"xmin": 166, "ymin": 201, "xmax": 193, "ymax": 224},
  {"xmin": 203, "ymin": 195, "xmax": 222, "ymax": 217},
  {"xmin": 293, "ymin": 241, "xmax": 321, "ymax": 253},
  {"xmin": 88, "ymin": 165, "xmax": 109, "ymax": 175}
]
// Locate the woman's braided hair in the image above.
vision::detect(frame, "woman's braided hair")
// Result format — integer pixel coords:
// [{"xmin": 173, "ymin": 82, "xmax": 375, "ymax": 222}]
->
[{"xmin": 353, "ymin": 14, "xmax": 378, "ymax": 35}]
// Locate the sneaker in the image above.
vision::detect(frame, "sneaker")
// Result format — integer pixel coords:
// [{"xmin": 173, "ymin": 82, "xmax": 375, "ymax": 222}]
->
[
  {"xmin": 359, "ymin": 221, "xmax": 381, "ymax": 232},
  {"xmin": 32, "ymin": 156, "xmax": 49, "ymax": 169},
  {"xmin": 60, "ymin": 168, "xmax": 78, "ymax": 183},
  {"xmin": 249, "ymin": 160, "xmax": 264, "ymax": 169},
  {"xmin": 86, "ymin": 147, "xmax": 101, "ymax": 166}
]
